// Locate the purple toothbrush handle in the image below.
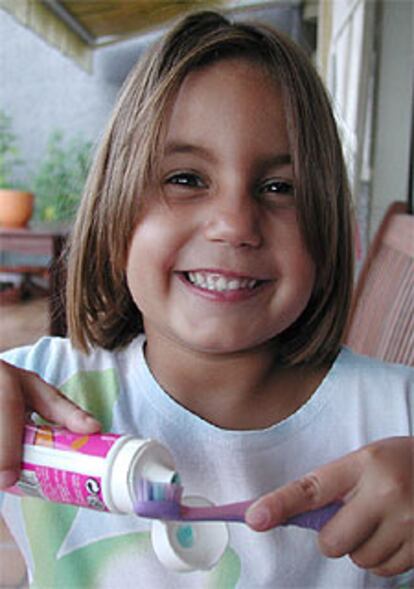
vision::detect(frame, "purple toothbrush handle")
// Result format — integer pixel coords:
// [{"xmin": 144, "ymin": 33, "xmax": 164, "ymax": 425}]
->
[{"xmin": 283, "ymin": 501, "xmax": 342, "ymax": 532}]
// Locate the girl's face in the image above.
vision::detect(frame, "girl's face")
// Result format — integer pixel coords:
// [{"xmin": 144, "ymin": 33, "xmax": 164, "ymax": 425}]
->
[{"xmin": 126, "ymin": 58, "xmax": 315, "ymax": 355}]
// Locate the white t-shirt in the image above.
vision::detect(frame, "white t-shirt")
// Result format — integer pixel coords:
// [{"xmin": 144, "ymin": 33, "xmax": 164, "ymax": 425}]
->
[{"xmin": 1, "ymin": 335, "xmax": 413, "ymax": 588}]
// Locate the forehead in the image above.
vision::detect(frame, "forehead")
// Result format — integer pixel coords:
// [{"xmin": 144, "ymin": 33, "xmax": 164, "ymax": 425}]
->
[{"xmin": 162, "ymin": 57, "xmax": 289, "ymax": 153}]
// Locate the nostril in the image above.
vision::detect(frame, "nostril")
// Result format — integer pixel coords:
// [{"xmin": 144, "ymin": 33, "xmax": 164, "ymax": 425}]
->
[{"xmin": 204, "ymin": 213, "xmax": 262, "ymax": 248}]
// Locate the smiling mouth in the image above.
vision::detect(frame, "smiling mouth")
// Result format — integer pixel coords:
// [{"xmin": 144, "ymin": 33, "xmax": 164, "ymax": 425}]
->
[{"xmin": 183, "ymin": 271, "xmax": 264, "ymax": 292}]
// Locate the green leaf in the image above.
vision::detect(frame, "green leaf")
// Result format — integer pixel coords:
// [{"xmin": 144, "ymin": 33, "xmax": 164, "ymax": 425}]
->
[{"xmin": 33, "ymin": 130, "xmax": 93, "ymax": 222}]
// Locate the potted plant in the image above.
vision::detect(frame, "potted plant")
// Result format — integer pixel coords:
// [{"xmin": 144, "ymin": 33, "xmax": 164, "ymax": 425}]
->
[
  {"xmin": 33, "ymin": 131, "xmax": 92, "ymax": 223},
  {"xmin": 0, "ymin": 110, "xmax": 34, "ymax": 228}
]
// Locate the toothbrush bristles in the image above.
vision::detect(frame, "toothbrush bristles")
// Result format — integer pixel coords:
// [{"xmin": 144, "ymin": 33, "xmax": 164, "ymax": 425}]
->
[{"xmin": 135, "ymin": 479, "xmax": 184, "ymax": 519}]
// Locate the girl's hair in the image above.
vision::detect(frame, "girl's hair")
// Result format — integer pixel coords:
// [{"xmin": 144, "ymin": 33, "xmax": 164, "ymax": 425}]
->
[{"xmin": 66, "ymin": 10, "xmax": 354, "ymax": 365}]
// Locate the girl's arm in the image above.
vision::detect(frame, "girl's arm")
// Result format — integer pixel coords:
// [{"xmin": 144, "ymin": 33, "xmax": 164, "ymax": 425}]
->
[
  {"xmin": 245, "ymin": 437, "xmax": 414, "ymax": 577},
  {"xmin": 0, "ymin": 359, "xmax": 101, "ymax": 489}
]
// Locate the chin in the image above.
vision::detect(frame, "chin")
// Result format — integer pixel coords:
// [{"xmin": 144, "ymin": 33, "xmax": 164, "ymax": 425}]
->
[{"xmin": 177, "ymin": 328, "xmax": 273, "ymax": 356}]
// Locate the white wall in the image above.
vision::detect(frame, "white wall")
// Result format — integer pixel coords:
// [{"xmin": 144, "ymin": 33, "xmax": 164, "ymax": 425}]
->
[{"xmin": 0, "ymin": 9, "xmax": 118, "ymax": 187}]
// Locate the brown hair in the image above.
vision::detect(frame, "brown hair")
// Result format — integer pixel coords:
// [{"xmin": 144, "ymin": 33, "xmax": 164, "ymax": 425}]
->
[{"xmin": 66, "ymin": 10, "xmax": 354, "ymax": 365}]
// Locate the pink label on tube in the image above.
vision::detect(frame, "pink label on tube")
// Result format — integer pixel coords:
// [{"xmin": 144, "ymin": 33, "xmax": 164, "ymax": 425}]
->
[
  {"xmin": 9, "ymin": 425, "xmax": 124, "ymax": 511},
  {"xmin": 17, "ymin": 463, "xmax": 107, "ymax": 510},
  {"xmin": 23, "ymin": 424, "xmax": 120, "ymax": 458}
]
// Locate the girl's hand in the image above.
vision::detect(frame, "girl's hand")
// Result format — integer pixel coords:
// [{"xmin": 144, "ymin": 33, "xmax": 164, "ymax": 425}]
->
[
  {"xmin": 0, "ymin": 359, "xmax": 101, "ymax": 489},
  {"xmin": 245, "ymin": 437, "xmax": 414, "ymax": 577}
]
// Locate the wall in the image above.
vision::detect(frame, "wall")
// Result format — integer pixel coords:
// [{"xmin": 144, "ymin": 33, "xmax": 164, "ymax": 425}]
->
[
  {"xmin": 0, "ymin": 9, "xmax": 118, "ymax": 187},
  {"xmin": 370, "ymin": 0, "xmax": 413, "ymax": 237}
]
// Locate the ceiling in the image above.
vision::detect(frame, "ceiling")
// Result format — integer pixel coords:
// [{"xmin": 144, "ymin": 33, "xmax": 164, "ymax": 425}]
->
[{"xmin": 42, "ymin": 0, "xmax": 295, "ymax": 46}]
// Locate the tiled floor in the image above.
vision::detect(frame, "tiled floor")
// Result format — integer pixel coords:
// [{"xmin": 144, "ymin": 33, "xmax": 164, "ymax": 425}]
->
[{"xmin": 0, "ymin": 296, "xmax": 49, "ymax": 589}]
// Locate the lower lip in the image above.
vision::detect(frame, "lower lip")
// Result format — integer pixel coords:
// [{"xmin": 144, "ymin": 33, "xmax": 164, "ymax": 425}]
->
[{"xmin": 178, "ymin": 274, "xmax": 268, "ymax": 303}]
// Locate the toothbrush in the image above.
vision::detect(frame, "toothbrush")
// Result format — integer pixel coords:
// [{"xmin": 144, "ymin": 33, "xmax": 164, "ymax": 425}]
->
[{"xmin": 135, "ymin": 479, "xmax": 342, "ymax": 532}]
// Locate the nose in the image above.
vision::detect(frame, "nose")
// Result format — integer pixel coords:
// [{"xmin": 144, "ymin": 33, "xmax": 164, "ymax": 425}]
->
[{"xmin": 203, "ymin": 191, "xmax": 262, "ymax": 248}]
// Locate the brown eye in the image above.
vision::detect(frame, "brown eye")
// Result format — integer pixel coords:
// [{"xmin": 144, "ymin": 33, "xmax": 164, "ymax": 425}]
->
[
  {"xmin": 166, "ymin": 172, "xmax": 205, "ymax": 188},
  {"xmin": 260, "ymin": 179, "xmax": 294, "ymax": 196}
]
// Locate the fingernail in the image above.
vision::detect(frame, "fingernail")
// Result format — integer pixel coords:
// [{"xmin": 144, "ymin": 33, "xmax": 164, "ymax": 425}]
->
[
  {"xmin": 84, "ymin": 415, "xmax": 101, "ymax": 428},
  {"xmin": 245, "ymin": 505, "xmax": 271, "ymax": 529},
  {"xmin": 0, "ymin": 469, "xmax": 18, "ymax": 489}
]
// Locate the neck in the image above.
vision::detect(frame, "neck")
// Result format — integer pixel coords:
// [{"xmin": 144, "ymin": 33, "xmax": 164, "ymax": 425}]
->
[{"xmin": 144, "ymin": 332, "xmax": 329, "ymax": 430}]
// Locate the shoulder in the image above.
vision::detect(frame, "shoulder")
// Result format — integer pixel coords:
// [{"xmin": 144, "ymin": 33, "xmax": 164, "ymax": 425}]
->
[
  {"xmin": 0, "ymin": 335, "xmax": 145, "ymax": 390},
  {"xmin": 0, "ymin": 335, "xmax": 146, "ymax": 428},
  {"xmin": 337, "ymin": 347, "xmax": 413, "ymax": 388},
  {"xmin": 325, "ymin": 348, "xmax": 414, "ymax": 437},
  {"xmin": 331, "ymin": 347, "xmax": 413, "ymax": 415}
]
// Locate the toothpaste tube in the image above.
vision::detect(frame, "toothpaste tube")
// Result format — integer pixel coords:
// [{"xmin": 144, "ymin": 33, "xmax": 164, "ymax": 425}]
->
[{"xmin": 7, "ymin": 423, "xmax": 177, "ymax": 514}]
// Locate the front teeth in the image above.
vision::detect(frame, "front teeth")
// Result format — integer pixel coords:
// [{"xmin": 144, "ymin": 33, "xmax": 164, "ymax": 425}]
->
[{"xmin": 187, "ymin": 272, "xmax": 257, "ymax": 291}]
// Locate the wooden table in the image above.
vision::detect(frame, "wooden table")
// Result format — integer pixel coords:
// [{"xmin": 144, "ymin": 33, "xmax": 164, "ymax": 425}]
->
[{"xmin": 0, "ymin": 225, "xmax": 69, "ymax": 336}]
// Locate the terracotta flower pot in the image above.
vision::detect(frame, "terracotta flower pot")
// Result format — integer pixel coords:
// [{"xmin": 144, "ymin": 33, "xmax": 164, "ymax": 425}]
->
[{"xmin": 0, "ymin": 189, "xmax": 34, "ymax": 228}]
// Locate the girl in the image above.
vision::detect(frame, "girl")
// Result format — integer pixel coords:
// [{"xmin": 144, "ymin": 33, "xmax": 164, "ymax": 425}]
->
[{"xmin": 0, "ymin": 11, "xmax": 413, "ymax": 589}]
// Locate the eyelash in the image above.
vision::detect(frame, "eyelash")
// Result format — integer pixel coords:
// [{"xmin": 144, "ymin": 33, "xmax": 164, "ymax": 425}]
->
[
  {"xmin": 165, "ymin": 172, "xmax": 206, "ymax": 188},
  {"xmin": 258, "ymin": 179, "xmax": 294, "ymax": 196},
  {"xmin": 164, "ymin": 172, "xmax": 294, "ymax": 197}
]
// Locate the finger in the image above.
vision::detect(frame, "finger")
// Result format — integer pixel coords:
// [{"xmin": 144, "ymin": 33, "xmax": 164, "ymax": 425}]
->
[
  {"xmin": 19, "ymin": 368, "xmax": 101, "ymax": 433},
  {"xmin": 370, "ymin": 542, "xmax": 413, "ymax": 577},
  {"xmin": 318, "ymin": 497, "xmax": 379, "ymax": 558},
  {"xmin": 0, "ymin": 362, "xmax": 101, "ymax": 488},
  {"xmin": 0, "ymin": 365, "xmax": 26, "ymax": 487},
  {"xmin": 246, "ymin": 452, "xmax": 362, "ymax": 531},
  {"xmin": 348, "ymin": 518, "xmax": 407, "ymax": 570}
]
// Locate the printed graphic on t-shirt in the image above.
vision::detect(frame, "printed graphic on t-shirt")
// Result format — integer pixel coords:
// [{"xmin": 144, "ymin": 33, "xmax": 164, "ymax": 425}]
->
[{"xmin": 19, "ymin": 368, "xmax": 242, "ymax": 588}]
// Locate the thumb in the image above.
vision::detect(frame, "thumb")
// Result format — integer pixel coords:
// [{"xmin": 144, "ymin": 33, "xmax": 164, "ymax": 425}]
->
[
  {"xmin": 245, "ymin": 451, "xmax": 362, "ymax": 531},
  {"xmin": 0, "ymin": 361, "xmax": 101, "ymax": 489}
]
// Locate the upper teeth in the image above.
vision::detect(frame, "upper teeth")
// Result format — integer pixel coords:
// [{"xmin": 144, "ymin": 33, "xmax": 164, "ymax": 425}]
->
[{"xmin": 187, "ymin": 272, "xmax": 257, "ymax": 291}]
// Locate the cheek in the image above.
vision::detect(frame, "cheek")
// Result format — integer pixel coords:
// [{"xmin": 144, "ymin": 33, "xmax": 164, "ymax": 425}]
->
[
  {"xmin": 277, "ymin": 218, "xmax": 315, "ymax": 274},
  {"xmin": 126, "ymin": 221, "xmax": 154, "ymax": 301},
  {"xmin": 292, "ymin": 246, "xmax": 316, "ymax": 296},
  {"xmin": 125, "ymin": 215, "xmax": 180, "ymax": 300},
  {"xmin": 298, "ymin": 260, "xmax": 316, "ymax": 306},
  {"xmin": 277, "ymin": 224, "xmax": 316, "ymax": 304}
]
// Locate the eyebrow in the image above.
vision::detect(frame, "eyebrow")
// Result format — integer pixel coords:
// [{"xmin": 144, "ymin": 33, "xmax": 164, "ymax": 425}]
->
[
  {"xmin": 163, "ymin": 141, "xmax": 292, "ymax": 168},
  {"xmin": 163, "ymin": 141, "xmax": 217, "ymax": 162}
]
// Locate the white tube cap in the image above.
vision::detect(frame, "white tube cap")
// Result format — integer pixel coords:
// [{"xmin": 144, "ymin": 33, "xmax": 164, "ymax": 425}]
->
[{"xmin": 151, "ymin": 496, "xmax": 229, "ymax": 572}]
